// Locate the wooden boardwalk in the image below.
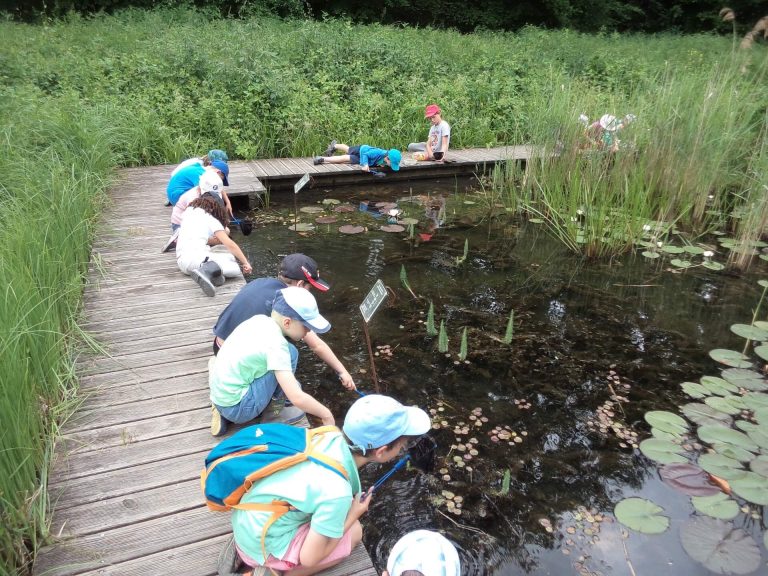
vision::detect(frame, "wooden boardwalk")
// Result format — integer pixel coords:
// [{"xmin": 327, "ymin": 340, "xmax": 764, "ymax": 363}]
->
[
  {"xmin": 33, "ymin": 165, "xmax": 377, "ymax": 575},
  {"xmin": 226, "ymin": 145, "xmax": 535, "ymax": 204}
]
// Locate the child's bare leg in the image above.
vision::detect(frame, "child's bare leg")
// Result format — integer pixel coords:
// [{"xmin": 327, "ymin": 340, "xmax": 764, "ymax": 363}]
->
[
  {"xmin": 283, "ymin": 522, "xmax": 363, "ymax": 576},
  {"xmin": 334, "ymin": 143, "xmax": 350, "ymax": 153},
  {"xmin": 323, "ymin": 155, "xmax": 352, "ymax": 164}
]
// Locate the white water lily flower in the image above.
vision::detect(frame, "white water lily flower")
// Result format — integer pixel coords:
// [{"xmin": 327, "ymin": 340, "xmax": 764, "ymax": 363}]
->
[
  {"xmin": 657, "ymin": 241, "xmax": 663, "ymax": 248},
  {"xmin": 642, "ymin": 224, "xmax": 651, "ymax": 232},
  {"xmin": 703, "ymin": 250, "xmax": 714, "ymax": 258}
]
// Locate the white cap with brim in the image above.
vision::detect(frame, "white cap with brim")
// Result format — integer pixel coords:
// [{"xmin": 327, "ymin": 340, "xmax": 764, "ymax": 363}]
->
[
  {"xmin": 343, "ymin": 395, "xmax": 431, "ymax": 454},
  {"xmin": 271, "ymin": 286, "xmax": 331, "ymax": 334},
  {"xmin": 387, "ymin": 530, "xmax": 461, "ymax": 576}
]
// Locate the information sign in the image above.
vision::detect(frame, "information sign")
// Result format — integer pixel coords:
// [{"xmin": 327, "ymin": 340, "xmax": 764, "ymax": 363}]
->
[
  {"xmin": 359, "ymin": 279, "xmax": 387, "ymax": 323},
  {"xmin": 294, "ymin": 173, "xmax": 310, "ymax": 194}
]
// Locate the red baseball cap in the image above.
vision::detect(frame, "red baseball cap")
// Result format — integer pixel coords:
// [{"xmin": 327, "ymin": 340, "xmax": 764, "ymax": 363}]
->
[{"xmin": 424, "ymin": 104, "xmax": 441, "ymax": 118}]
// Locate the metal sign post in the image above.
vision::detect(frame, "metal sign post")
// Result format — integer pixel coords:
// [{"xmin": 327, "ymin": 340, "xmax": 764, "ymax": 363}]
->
[
  {"xmin": 359, "ymin": 279, "xmax": 387, "ymax": 392},
  {"xmin": 293, "ymin": 173, "xmax": 310, "ymax": 230}
]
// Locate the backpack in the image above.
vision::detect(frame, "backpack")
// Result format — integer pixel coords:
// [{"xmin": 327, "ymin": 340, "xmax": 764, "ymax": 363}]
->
[{"xmin": 201, "ymin": 423, "xmax": 349, "ymax": 558}]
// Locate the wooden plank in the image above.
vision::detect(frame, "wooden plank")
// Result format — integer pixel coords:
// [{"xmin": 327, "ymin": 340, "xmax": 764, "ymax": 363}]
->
[
  {"xmin": 78, "ymin": 357, "xmax": 209, "ymax": 390},
  {"xmin": 78, "ymin": 371, "xmax": 208, "ymax": 410}
]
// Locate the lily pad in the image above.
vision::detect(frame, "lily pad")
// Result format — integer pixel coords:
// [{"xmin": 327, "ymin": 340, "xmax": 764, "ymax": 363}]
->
[
  {"xmin": 730, "ymin": 323, "xmax": 768, "ymax": 341},
  {"xmin": 750, "ymin": 455, "xmax": 768, "ymax": 477},
  {"xmin": 721, "ymin": 368, "xmax": 767, "ymax": 391},
  {"xmin": 642, "ymin": 251, "xmax": 661, "ymax": 259},
  {"xmin": 680, "ymin": 517, "xmax": 760, "ymax": 575},
  {"xmin": 697, "ymin": 453, "xmax": 745, "ymax": 480},
  {"xmin": 651, "ymin": 428, "xmax": 679, "ymax": 441},
  {"xmin": 333, "ymin": 204, "xmax": 356, "ymax": 213},
  {"xmin": 697, "ymin": 425, "xmax": 759, "ymax": 452},
  {"xmin": 315, "ymin": 216, "xmax": 338, "ymax": 224},
  {"xmin": 299, "ymin": 205, "xmax": 325, "ymax": 214},
  {"xmin": 729, "ymin": 471, "xmax": 768, "ymax": 504},
  {"xmin": 712, "ymin": 443, "xmax": 755, "ymax": 463},
  {"xmin": 661, "ymin": 245, "xmax": 685, "ymax": 254},
  {"xmin": 380, "ymin": 224, "xmax": 405, "ymax": 233},
  {"xmin": 708, "ymin": 349, "xmax": 752, "ymax": 369},
  {"xmin": 759, "ymin": 279, "xmax": 768, "ymax": 288},
  {"xmin": 682, "ymin": 403, "xmax": 732, "ymax": 427},
  {"xmin": 670, "ymin": 258, "xmax": 692, "ymax": 268},
  {"xmin": 322, "ymin": 198, "xmax": 341, "ymax": 205},
  {"xmin": 702, "ymin": 261, "xmax": 725, "ymax": 271},
  {"xmin": 659, "ymin": 463, "xmax": 720, "ymax": 496},
  {"xmin": 639, "ymin": 438, "xmax": 687, "ymax": 464},
  {"xmin": 737, "ymin": 421, "xmax": 768, "ymax": 449},
  {"xmin": 753, "ymin": 344, "xmax": 768, "ymax": 361},
  {"xmin": 645, "ymin": 411, "xmax": 689, "ymax": 435},
  {"xmin": 400, "ymin": 217, "xmax": 419, "ymax": 225},
  {"xmin": 704, "ymin": 396, "xmax": 744, "ymax": 416},
  {"xmin": 700, "ymin": 376, "xmax": 739, "ymax": 396},
  {"xmin": 614, "ymin": 498, "xmax": 669, "ymax": 534},
  {"xmin": 743, "ymin": 392, "xmax": 768, "ymax": 408},
  {"xmin": 754, "ymin": 320, "xmax": 768, "ymax": 330},
  {"xmin": 681, "ymin": 382, "xmax": 709, "ymax": 399},
  {"xmin": 691, "ymin": 493, "xmax": 739, "ymax": 520},
  {"xmin": 287, "ymin": 222, "xmax": 315, "ymax": 232},
  {"xmin": 684, "ymin": 245, "xmax": 706, "ymax": 255},
  {"xmin": 339, "ymin": 225, "xmax": 365, "ymax": 235}
]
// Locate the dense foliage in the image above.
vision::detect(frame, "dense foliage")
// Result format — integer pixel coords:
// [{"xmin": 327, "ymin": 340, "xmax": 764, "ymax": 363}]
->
[{"xmin": 2, "ymin": 0, "xmax": 768, "ymax": 33}]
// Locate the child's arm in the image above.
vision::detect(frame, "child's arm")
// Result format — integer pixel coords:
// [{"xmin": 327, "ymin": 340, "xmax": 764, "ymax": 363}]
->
[
  {"xmin": 275, "ymin": 370, "xmax": 334, "ymax": 425},
  {"xmin": 212, "ymin": 231, "xmax": 252, "ymax": 275},
  {"xmin": 303, "ymin": 332, "xmax": 356, "ymax": 390}
]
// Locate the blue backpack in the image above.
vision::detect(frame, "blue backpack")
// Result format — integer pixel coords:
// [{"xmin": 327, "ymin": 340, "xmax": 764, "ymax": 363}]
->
[{"xmin": 201, "ymin": 424, "xmax": 349, "ymax": 556}]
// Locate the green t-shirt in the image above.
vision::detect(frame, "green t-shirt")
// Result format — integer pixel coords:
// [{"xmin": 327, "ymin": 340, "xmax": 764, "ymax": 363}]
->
[
  {"xmin": 210, "ymin": 315, "xmax": 292, "ymax": 407},
  {"xmin": 232, "ymin": 430, "xmax": 362, "ymax": 564}
]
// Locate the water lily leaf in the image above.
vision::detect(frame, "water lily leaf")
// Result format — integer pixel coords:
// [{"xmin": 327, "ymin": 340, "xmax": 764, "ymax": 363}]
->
[
  {"xmin": 380, "ymin": 224, "xmax": 405, "ymax": 233},
  {"xmin": 702, "ymin": 261, "xmax": 725, "ymax": 271},
  {"xmin": 332, "ymin": 204, "xmax": 356, "ymax": 213},
  {"xmin": 682, "ymin": 403, "xmax": 732, "ymax": 427},
  {"xmin": 639, "ymin": 438, "xmax": 687, "ymax": 464},
  {"xmin": 651, "ymin": 427, "xmax": 679, "ymax": 441},
  {"xmin": 322, "ymin": 198, "xmax": 341, "ymax": 205},
  {"xmin": 299, "ymin": 205, "xmax": 324, "ymax": 214},
  {"xmin": 708, "ymin": 349, "xmax": 752, "ymax": 369},
  {"xmin": 700, "ymin": 376, "xmax": 739, "ymax": 396},
  {"xmin": 761, "ymin": 254, "xmax": 768, "ymax": 262},
  {"xmin": 684, "ymin": 246, "xmax": 706, "ymax": 255},
  {"xmin": 645, "ymin": 411, "xmax": 688, "ymax": 435},
  {"xmin": 750, "ymin": 455, "xmax": 768, "ymax": 477},
  {"xmin": 670, "ymin": 258, "xmax": 692, "ymax": 268},
  {"xmin": 743, "ymin": 392, "xmax": 768, "ymax": 408},
  {"xmin": 698, "ymin": 425, "xmax": 759, "ymax": 452},
  {"xmin": 704, "ymin": 396, "xmax": 744, "ymax": 416},
  {"xmin": 642, "ymin": 251, "xmax": 660, "ymax": 259},
  {"xmin": 338, "ymin": 225, "xmax": 365, "ymax": 234},
  {"xmin": 712, "ymin": 443, "xmax": 755, "ymax": 463},
  {"xmin": 659, "ymin": 463, "xmax": 720, "ymax": 496},
  {"xmin": 736, "ymin": 421, "xmax": 768, "ymax": 449},
  {"xmin": 661, "ymin": 245, "xmax": 684, "ymax": 254},
  {"xmin": 315, "ymin": 216, "xmax": 338, "ymax": 224},
  {"xmin": 680, "ymin": 517, "xmax": 760, "ymax": 575},
  {"xmin": 755, "ymin": 407, "xmax": 768, "ymax": 425},
  {"xmin": 730, "ymin": 323, "xmax": 768, "ymax": 341},
  {"xmin": 721, "ymin": 368, "xmax": 767, "ymax": 391},
  {"xmin": 759, "ymin": 280, "xmax": 768, "ymax": 288},
  {"xmin": 400, "ymin": 217, "xmax": 419, "ymax": 225},
  {"xmin": 754, "ymin": 321, "xmax": 768, "ymax": 330},
  {"xmin": 614, "ymin": 498, "xmax": 669, "ymax": 534},
  {"xmin": 287, "ymin": 222, "xmax": 315, "ymax": 232},
  {"xmin": 681, "ymin": 382, "xmax": 710, "ymax": 399},
  {"xmin": 730, "ymin": 472, "xmax": 768, "ymax": 504},
  {"xmin": 691, "ymin": 493, "xmax": 739, "ymax": 520},
  {"xmin": 753, "ymin": 344, "xmax": 768, "ymax": 361},
  {"xmin": 698, "ymin": 453, "xmax": 745, "ymax": 480}
]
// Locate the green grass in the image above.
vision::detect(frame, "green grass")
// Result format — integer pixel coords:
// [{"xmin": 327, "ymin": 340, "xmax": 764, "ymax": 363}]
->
[{"xmin": 0, "ymin": 7, "xmax": 767, "ymax": 573}]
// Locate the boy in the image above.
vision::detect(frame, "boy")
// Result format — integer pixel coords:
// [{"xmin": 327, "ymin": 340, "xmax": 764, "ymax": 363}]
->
[
  {"xmin": 211, "ymin": 253, "xmax": 356, "ymax": 391},
  {"xmin": 208, "ymin": 287, "xmax": 336, "ymax": 435},
  {"xmin": 217, "ymin": 394, "xmax": 432, "ymax": 576},
  {"xmin": 408, "ymin": 104, "xmax": 451, "ymax": 162},
  {"xmin": 167, "ymin": 158, "xmax": 231, "ymax": 206},
  {"xmin": 313, "ymin": 142, "xmax": 401, "ymax": 173},
  {"xmin": 384, "ymin": 530, "xmax": 461, "ymax": 576}
]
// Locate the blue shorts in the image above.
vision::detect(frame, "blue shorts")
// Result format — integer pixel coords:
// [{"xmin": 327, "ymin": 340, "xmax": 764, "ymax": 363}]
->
[{"xmin": 348, "ymin": 145, "xmax": 362, "ymax": 165}]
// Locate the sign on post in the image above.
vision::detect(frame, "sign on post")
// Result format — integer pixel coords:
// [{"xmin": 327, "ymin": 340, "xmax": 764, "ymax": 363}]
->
[
  {"xmin": 294, "ymin": 173, "xmax": 310, "ymax": 194},
  {"xmin": 359, "ymin": 279, "xmax": 387, "ymax": 323}
]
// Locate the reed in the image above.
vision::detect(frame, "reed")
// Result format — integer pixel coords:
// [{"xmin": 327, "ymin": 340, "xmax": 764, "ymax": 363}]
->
[
  {"xmin": 459, "ymin": 327, "xmax": 469, "ymax": 361},
  {"xmin": 438, "ymin": 321, "xmax": 449, "ymax": 353},
  {"xmin": 503, "ymin": 310, "xmax": 515, "ymax": 344},
  {"xmin": 426, "ymin": 301, "xmax": 438, "ymax": 336}
]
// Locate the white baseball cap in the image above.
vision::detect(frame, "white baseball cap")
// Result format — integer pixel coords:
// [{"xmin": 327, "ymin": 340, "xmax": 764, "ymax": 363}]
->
[
  {"xmin": 199, "ymin": 169, "xmax": 224, "ymax": 196},
  {"xmin": 271, "ymin": 286, "xmax": 330, "ymax": 334},
  {"xmin": 387, "ymin": 530, "xmax": 461, "ymax": 576},
  {"xmin": 343, "ymin": 395, "xmax": 431, "ymax": 454}
]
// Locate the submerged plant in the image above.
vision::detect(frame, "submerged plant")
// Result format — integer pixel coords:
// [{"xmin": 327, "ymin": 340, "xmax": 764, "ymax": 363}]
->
[
  {"xmin": 438, "ymin": 320, "xmax": 449, "ymax": 353},
  {"xmin": 400, "ymin": 264, "xmax": 418, "ymax": 299},
  {"xmin": 503, "ymin": 310, "xmax": 515, "ymax": 344},
  {"xmin": 426, "ymin": 301, "xmax": 438, "ymax": 336},
  {"xmin": 456, "ymin": 238, "xmax": 469, "ymax": 266},
  {"xmin": 458, "ymin": 327, "xmax": 468, "ymax": 361}
]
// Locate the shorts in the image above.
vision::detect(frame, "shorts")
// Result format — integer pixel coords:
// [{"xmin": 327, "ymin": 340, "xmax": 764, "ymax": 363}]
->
[
  {"xmin": 237, "ymin": 523, "xmax": 354, "ymax": 570},
  {"xmin": 348, "ymin": 145, "xmax": 362, "ymax": 165}
]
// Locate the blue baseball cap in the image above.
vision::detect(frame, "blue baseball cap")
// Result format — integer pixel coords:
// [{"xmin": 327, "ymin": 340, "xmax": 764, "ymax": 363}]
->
[
  {"xmin": 208, "ymin": 149, "xmax": 228, "ymax": 162},
  {"xmin": 271, "ymin": 286, "xmax": 330, "ymax": 334},
  {"xmin": 210, "ymin": 160, "xmax": 230, "ymax": 186},
  {"xmin": 387, "ymin": 149, "xmax": 401, "ymax": 171},
  {"xmin": 387, "ymin": 530, "xmax": 461, "ymax": 576},
  {"xmin": 343, "ymin": 395, "xmax": 430, "ymax": 454}
]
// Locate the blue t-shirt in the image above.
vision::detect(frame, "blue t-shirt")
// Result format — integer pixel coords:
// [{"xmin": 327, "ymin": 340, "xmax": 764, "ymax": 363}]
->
[
  {"xmin": 213, "ymin": 277, "xmax": 286, "ymax": 341},
  {"xmin": 166, "ymin": 164, "xmax": 205, "ymax": 205},
  {"xmin": 358, "ymin": 145, "xmax": 387, "ymax": 169}
]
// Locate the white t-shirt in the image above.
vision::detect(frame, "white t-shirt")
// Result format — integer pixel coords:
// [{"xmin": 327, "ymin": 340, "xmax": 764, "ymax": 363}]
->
[
  {"xmin": 175, "ymin": 207, "xmax": 224, "ymax": 272},
  {"xmin": 428, "ymin": 120, "xmax": 451, "ymax": 153}
]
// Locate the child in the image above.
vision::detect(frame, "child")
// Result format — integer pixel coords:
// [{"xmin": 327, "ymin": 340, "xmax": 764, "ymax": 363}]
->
[
  {"xmin": 175, "ymin": 194, "xmax": 252, "ymax": 296},
  {"xmin": 383, "ymin": 530, "xmax": 461, "ymax": 576},
  {"xmin": 167, "ymin": 158, "xmax": 231, "ymax": 206},
  {"xmin": 171, "ymin": 169, "xmax": 232, "ymax": 231},
  {"xmin": 209, "ymin": 286, "xmax": 341, "ymax": 436},
  {"xmin": 408, "ymin": 104, "xmax": 451, "ymax": 162},
  {"xmin": 216, "ymin": 394, "xmax": 432, "ymax": 576},
  {"xmin": 313, "ymin": 142, "xmax": 401, "ymax": 173}
]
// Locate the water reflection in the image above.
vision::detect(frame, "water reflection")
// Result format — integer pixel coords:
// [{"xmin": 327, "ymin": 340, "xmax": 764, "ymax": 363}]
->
[{"xmin": 236, "ymin": 181, "xmax": 766, "ymax": 575}]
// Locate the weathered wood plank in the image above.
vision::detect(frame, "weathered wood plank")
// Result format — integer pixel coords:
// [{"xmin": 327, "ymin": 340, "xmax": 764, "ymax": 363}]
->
[{"xmin": 77, "ymin": 357, "xmax": 209, "ymax": 390}]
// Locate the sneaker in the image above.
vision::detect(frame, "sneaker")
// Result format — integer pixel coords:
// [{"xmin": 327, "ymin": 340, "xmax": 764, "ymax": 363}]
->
[
  {"xmin": 323, "ymin": 140, "xmax": 337, "ymax": 157},
  {"xmin": 211, "ymin": 405, "xmax": 228, "ymax": 436},
  {"xmin": 312, "ymin": 156, "xmax": 324, "ymax": 165},
  {"xmin": 259, "ymin": 400, "xmax": 307, "ymax": 427},
  {"xmin": 212, "ymin": 273, "xmax": 226, "ymax": 287},
  {"xmin": 161, "ymin": 229, "xmax": 180, "ymax": 253},
  {"xmin": 164, "ymin": 200, "xmax": 172, "ymax": 207},
  {"xmin": 217, "ymin": 535, "xmax": 242, "ymax": 576}
]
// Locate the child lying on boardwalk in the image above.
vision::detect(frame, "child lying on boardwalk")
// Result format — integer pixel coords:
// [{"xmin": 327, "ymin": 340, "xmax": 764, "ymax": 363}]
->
[{"xmin": 313, "ymin": 142, "xmax": 401, "ymax": 173}]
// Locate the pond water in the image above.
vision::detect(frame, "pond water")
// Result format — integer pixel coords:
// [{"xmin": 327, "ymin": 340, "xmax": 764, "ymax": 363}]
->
[{"xmin": 235, "ymin": 177, "xmax": 768, "ymax": 576}]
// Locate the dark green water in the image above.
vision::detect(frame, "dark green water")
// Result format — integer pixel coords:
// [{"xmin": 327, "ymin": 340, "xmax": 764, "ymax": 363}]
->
[{"xmin": 234, "ymin": 178, "xmax": 768, "ymax": 575}]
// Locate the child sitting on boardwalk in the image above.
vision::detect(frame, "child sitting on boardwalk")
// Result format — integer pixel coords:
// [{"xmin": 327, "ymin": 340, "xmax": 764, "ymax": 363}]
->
[
  {"xmin": 408, "ymin": 104, "xmax": 451, "ymax": 162},
  {"xmin": 208, "ymin": 286, "xmax": 338, "ymax": 435},
  {"xmin": 175, "ymin": 194, "xmax": 252, "ymax": 296},
  {"xmin": 217, "ymin": 394, "xmax": 431, "ymax": 576},
  {"xmin": 313, "ymin": 142, "xmax": 401, "ymax": 173}
]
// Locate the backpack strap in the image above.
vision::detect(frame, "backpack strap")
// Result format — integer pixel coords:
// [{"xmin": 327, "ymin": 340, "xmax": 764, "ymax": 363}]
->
[
  {"xmin": 306, "ymin": 426, "xmax": 349, "ymax": 481},
  {"xmin": 232, "ymin": 500, "xmax": 294, "ymax": 565}
]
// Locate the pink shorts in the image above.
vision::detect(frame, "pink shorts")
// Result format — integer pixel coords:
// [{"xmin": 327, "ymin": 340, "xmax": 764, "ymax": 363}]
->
[{"xmin": 237, "ymin": 523, "xmax": 353, "ymax": 571}]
